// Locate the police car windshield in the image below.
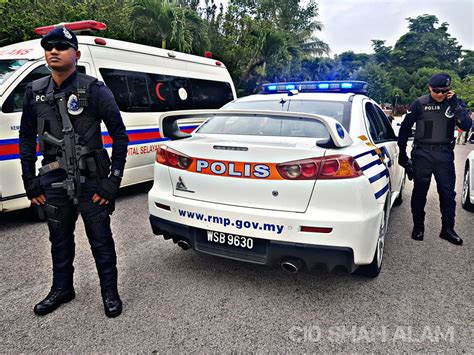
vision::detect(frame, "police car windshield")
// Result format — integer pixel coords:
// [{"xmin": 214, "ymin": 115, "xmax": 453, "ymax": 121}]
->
[
  {"xmin": 0, "ymin": 59, "xmax": 27, "ymax": 85},
  {"xmin": 223, "ymin": 99, "xmax": 346, "ymax": 123},
  {"xmin": 196, "ymin": 114, "xmax": 329, "ymax": 138}
]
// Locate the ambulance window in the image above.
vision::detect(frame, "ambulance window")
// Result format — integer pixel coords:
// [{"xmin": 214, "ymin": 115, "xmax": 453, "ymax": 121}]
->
[
  {"xmin": 169, "ymin": 77, "xmax": 193, "ymax": 110},
  {"xmin": 190, "ymin": 79, "xmax": 234, "ymax": 109},
  {"xmin": 2, "ymin": 65, "xmax": 85, "ymax": 113},
  {"xmin": 99, "ymin": 69, "xmax": 129, "ymax": 111},
  {"xmin": 100, "ymin": 68, "xmax": 233, "ymax": 113},
  {"xmin": 128, "ymin": 75, "xmax": 151, "ymax": 110},
  {"xmin": 0, "ymin": 59, "xmax": 27, "ymax": 85}
]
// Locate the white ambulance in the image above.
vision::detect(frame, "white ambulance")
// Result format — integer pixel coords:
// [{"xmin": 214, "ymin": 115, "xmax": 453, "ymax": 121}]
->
[{"xmin": 0, "ymin": 21, "xmax": 236, "ymax": 212}]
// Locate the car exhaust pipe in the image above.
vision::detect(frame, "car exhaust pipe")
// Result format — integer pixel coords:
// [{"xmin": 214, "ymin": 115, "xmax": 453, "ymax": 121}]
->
[
  {"xmin": 280, "ymin": 258, "xmax": 303, "ymax": 273},
  {"xmin": 177, "ymin": 240, "xmax": 191, "ymax": 250}
]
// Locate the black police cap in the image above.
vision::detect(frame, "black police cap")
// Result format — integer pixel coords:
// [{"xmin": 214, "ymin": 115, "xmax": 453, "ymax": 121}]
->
[
  {"xmin": 40, "ymin": 27, "xmax": 78, "ymax": 50},
  {"xmin": 429, "ymin": 73, "xmax": 451, "ymax": 88}
]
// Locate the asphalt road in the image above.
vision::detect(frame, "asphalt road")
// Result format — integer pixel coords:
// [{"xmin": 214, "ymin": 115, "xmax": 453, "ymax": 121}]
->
[{"xmin": 1, "ymin": 144, "xmax": 472, "ymax": 352}]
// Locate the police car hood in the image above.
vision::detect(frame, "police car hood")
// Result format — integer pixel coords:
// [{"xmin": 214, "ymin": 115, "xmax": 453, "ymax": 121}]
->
[{"xmin": 165, "ymin": 134, "xmax": 327, "ymax": 213}]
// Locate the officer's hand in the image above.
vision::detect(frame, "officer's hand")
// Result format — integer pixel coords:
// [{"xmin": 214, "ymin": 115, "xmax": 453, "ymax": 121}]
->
[
  {"xmin": 447, "ymin": 91, "xmax": 460, "ymax": 109},
  {"xmin": 92, "ymin": 193, "xmax": 109, "ymax": 205},
  {"xmin": 22, "ymin": 175, "xmax": 45, "ymax": 202},
  {"xmin": 32, "ymin": 195, "xmax": 46, "ymax": 205},
  {"xmin": 398, "ymin": 151, "xmax": 409, "ymax": 167},
  {"xmin": 94, "ymin": 175, "xmax": 121, "ymax": 204},
  {"xmin": 405, "ymin": 159, "xmax": 414, "ymax": 181}
]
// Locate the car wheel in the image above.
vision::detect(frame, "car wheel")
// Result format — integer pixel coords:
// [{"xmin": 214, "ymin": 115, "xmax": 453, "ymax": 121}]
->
[
  {"xmin": 393, "ymin": 173, "xmax": 406, "ymax": 207},
  {"xmin": 461, "ymin": 168, "xmax": 474, "ymax": 211},
  {"xmin": 356, "ymin": 197, "xmax": 389, "ymax": 278}
]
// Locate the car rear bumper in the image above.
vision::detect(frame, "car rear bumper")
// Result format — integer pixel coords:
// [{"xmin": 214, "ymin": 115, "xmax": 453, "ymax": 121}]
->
[{"xmin": 150, "ymin": 215, "xmax": 357, "ymax": 273}]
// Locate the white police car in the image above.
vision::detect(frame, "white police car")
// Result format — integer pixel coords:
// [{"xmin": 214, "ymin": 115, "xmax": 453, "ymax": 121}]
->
[
  {"xmin": 461, "ymin": 151, "xmax": 474, "ymax": 211},
  {"xmin": 148, "ymin": 81, "xmax": 405, "ymax": 277}
]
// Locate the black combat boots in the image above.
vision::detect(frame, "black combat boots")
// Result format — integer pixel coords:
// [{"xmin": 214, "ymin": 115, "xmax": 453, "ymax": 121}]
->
[
  {"xmin": 411, "ymin": 225, "xmax": 424, "ymax": 241},
  {"xmin": 101, "ymin": 288, "xmax": 122, "ymax": 318},
  {"xmin": 440, "ymin": 228, "xmax": 463, "ymax": 245},
  {"xmin": 33, "ymin": 288, "xmax": 75, "ymax": 316}
]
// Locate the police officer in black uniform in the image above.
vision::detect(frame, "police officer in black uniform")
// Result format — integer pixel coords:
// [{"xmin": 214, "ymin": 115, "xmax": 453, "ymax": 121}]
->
[
  {"xmin": 398, "ymin": 73, "xmax": 472, "ymax": 245},
  {"xmin": 19, "ymin": 27, "xmax": 129, "ymax": 317}
]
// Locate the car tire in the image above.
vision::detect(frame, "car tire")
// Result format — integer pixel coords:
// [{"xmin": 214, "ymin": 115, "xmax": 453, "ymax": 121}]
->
[
  {"xmin": 355, "ymin": 196, "xmax": 389, "ymax": 278},
  {"xmin": 461, "ymin": 167, "xmax": 474, "ymax": 212},
  {"xmin": 393, "ymin": 173, "xmax": 406, "ymax": 207}
]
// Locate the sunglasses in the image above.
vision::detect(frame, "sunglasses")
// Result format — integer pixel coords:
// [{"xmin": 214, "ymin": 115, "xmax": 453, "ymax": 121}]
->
[
  {"xmin": 432, "ymin": 88, "xmax": 450, "ymax": 94},
  {"xmin": 43, "ymin": 41, "xmax": 74, "ymax": 51}
]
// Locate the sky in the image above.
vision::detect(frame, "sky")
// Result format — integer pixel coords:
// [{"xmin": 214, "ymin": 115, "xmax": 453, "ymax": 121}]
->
[{"xmin": 207, "ymin": 0, "xmax": 474, "ymax": 56}]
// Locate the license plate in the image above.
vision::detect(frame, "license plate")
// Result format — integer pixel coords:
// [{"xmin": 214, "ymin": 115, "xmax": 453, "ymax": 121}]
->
[{"xmin": 206, "ymin": 230, "xmax": 255, "ymax": 250}]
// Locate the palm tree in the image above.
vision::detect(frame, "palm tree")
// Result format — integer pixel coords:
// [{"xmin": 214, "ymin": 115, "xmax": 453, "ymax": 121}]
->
[{"xmin": 130, "ymin": 0, "xmax": 201, "ymax": 52}]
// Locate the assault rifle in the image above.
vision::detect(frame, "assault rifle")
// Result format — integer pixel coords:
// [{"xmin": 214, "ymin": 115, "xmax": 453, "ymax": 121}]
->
[{"xmin": 40, "ymin": 92, "xmax": 90, "ymax": 204}]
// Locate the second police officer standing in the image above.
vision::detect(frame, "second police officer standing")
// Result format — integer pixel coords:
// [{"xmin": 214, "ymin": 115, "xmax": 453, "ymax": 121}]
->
[
  {"xmin": 397, "ymin": 73, "xmax": 472, "ymax": 245},
  {"xmin": 19, "ymin": 27, "xmax": 129, "ymax": 317}
]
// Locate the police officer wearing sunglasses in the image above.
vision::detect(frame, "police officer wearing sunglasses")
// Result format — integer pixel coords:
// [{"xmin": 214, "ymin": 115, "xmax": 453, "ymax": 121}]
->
[
  {"xmin": 398, "ymin": 73, "xmax": 472, "ymax": 245},
  {"xmin": 19, "ymin": 27, "xmax": 129, "ymax": 317}
]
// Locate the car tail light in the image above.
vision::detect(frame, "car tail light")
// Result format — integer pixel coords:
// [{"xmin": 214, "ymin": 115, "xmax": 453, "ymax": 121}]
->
[
  {"xmin": 156, "ymin": 145, "xmax": 192, "ymax": 170},
  {"xmin": 319, "ymin": 155, "xmax": 362, "ymax": 179},
  {"xmin": 276, "ymin": 155, "xmax": 362, "ymax": 180}
]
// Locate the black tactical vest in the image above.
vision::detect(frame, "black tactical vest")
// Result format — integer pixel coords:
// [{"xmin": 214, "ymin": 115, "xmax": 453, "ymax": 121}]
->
[
  {"xmin": 414, "ymin": 95, "xmax": 455, "ymax": 144},
  {"xmin": 32, "ymin": 73, "xmax": 104, "ymax": 155}
]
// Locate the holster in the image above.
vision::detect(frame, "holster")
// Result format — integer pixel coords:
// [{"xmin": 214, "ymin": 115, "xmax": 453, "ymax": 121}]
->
[{"xmin": 84, "ymin": 148, "xmax": 111, "ymax": 178}]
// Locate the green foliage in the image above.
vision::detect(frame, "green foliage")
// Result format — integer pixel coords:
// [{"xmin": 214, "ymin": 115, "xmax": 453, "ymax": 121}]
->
[
  {"xmin": 459, "ymin": 50, "xmax": 474, "ymax": 78},
  {"xmin": 392, "ymin": 15, "xmax": 461, "ymax": 73},
  {"xmin": 0, "ymin": 4, "xmax": 469, "ymax": 102},
  {"xmin": 0, "ymin": 0, "xmax": 132, "ymax": 46},
  {"xmin": 352, "ymin": 63, "xmax": 392, "ymax": 103}
]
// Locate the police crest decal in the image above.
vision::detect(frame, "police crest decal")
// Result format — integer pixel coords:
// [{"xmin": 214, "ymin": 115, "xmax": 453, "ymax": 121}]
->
[
  {"xmin": 445, "ymin": 106, "xmax": 455, "ymax": 119},
  {"xmin": 67, "ymin": 94, "xmax": 84, "ymax": 115}
]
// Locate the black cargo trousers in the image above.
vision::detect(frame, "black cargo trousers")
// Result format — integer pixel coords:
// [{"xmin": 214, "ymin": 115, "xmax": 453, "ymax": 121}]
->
[
  {"xmin": 41, "ymin": 176, "xmax": 118, "ymax": 291},
  {"xmin": 411, "ymin": 144, "xmax": 456, "ymax": 229}
]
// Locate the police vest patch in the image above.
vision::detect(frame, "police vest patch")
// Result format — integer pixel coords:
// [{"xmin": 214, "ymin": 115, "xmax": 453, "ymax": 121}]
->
[
  {"xmin": 67, "ymin": 94, "xmax": 84, "ymax": 115},
  {"xmin": 445, "ymin": 106, "xmax": 454, "ymax": 118}
]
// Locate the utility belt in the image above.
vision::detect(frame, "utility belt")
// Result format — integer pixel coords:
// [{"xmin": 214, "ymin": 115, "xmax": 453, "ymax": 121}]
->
[
  {"xmin": 412, "ymin": 142, "xmax": 453, "ymax": 151},
  {"xmin": 39, "ymin": 148, "xmax": 111, "ymax": 179}
]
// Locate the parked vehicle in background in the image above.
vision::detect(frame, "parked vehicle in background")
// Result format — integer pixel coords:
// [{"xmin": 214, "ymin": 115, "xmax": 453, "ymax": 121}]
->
[
  {"xmin": 0, "ymin": 20, "xmax": 236, "ymax": 212},
  {"xmin": 149, "ymin": 81, "xmax": 405, "ymax": 277},
  {"xmin": 461, "ymin": 151, "xmax": 474, "ymax": 211}
]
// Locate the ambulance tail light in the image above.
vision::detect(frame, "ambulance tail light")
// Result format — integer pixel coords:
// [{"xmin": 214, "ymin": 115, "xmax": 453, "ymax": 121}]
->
[
  {"xmin": 156, "ymin": 145, "xmax": 193, "ymax": 170},
  {"xmin": 34, "ymin": 20, "xmax": 107, "ymax": 35},
  {"xmin": 276, "ymin": 155, "xmax": 362, "ymax": 180}
]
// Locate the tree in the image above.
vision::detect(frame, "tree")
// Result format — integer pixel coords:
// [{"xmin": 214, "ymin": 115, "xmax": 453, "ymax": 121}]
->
[
  {"xmin": 459, "ymin": 50, "xmax": 474, "ymax": 78},
  {"xmin": 352, "ymin": 63, "xmax": 392, "ymax": 104},
  {"xmin": 372, "ymin": 40, "xmax": 392, "ymax": 67},
  {"xmin": 0, "ymin": 0, "xmax": 132, "ymax": 46},
  {"xmin": 392, "ymin": 14, "xmax": 462, "ymax": 72},
  {"xmin": 454, "ymin": 76, "xmax": 474, "ymax": 108}
]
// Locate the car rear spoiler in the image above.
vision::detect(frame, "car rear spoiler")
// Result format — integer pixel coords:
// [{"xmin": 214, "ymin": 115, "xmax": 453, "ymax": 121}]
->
[{"xmin": 159, "ymin": 109, "xmax": 353, "ymax": 148}]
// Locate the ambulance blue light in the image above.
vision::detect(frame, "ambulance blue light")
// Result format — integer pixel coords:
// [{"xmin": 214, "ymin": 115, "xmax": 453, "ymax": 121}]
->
[
  {"xmin": 341, "ymin": 82, "xmax": 353, "ymax": 89},
  {"xmin": 318, "ymin": 83, "xmax": 329, "ymax": 89},
  {"xmin": 268, "ymin": 85, "xmax": 277, "ymax": 91},
  {"xmin": 285, "ymin": 84, "xmax": 296, "ymax": 90}
]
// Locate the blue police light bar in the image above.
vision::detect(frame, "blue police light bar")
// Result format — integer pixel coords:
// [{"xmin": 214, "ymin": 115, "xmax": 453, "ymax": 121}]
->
[{"xmin": 261, "ymin": 81, "xmax": 368, "ymax": 95}]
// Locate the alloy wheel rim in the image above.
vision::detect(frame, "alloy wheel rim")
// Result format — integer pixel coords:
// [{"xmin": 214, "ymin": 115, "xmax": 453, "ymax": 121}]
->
[
  {"xmin": 462, "ymin": 170, "xmax": 469, "ymax": 204},
  {"xmin": 377, "ymin": 209, "xmax": 386, "ymax": 268}
]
